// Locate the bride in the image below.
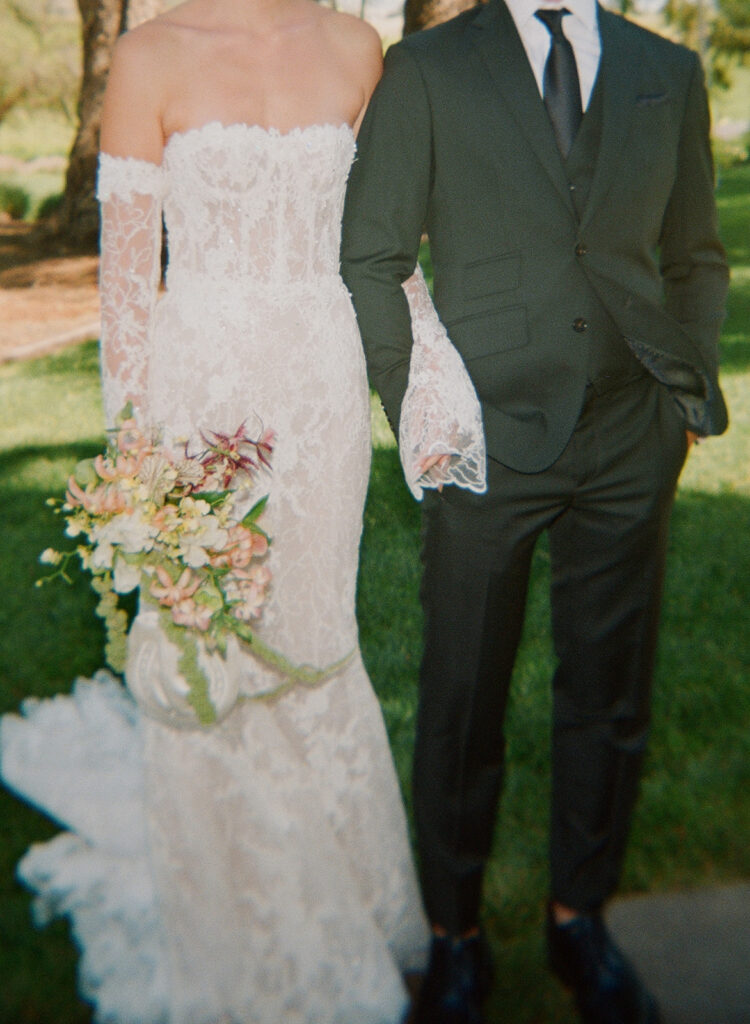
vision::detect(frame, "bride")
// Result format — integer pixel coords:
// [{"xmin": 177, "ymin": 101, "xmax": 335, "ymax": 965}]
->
[{"xmin": 1, "ymin": 1, "xmax": 485, "ymax": 1021}]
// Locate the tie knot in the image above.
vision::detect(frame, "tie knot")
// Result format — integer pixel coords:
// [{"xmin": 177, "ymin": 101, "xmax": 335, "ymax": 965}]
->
[{"xmin": 535, "ymin": 7, "xmax": 570, "ymax": 36}]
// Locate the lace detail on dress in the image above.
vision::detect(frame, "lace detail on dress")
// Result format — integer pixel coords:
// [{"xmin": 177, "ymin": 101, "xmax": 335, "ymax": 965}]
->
[
  {"xmin": 1, "ymin": 674, "xmax": 170, "ymax": 1021},
  {"xmin": 97, "ymin": 154, "xmax": 164, "ymax": 427},
  {"xmin": 162, "ymin": 122, "xmax": 355, "ymax": 290},
  {"xmin": 400, "ymin": 266, "xmax": 487, "ymax": 500},
  {"xmin": 1, "ymin": 671, "xmax": 426, "ymax": 1024},
  {"xmin": 98, "ymin": 153, "xmax": 165, "ymax": 203},
  {"xmin": 2, "ymin": 124, "xmax": 429, "ymax": 1024}
]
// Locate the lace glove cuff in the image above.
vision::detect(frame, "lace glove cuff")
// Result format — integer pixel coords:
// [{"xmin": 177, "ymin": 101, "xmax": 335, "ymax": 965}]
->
[
  {"xmin": 400, "ymin": 267, "xmax": 487, "ymax": 501},
  {"xmin": 97, "ymin": 154, "xmax": 165, "ymax": 428}
]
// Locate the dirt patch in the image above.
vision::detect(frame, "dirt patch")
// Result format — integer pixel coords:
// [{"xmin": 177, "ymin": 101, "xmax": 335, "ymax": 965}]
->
[{"xmin": 0, "ymin": 220, "xmax": 100, "ymax": 362}]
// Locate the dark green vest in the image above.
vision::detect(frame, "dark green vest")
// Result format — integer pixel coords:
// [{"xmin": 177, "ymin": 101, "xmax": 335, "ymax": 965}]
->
[{"xmin": 565, "ymin": 74, "xmax": 644, "ymax": 388}]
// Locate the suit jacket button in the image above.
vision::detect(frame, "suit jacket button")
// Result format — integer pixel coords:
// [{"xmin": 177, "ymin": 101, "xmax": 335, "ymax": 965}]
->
[
  {"xmin": 573, "ymin": 317, "xmax": 588, "ymax": 333},
  {"xmin": 575, "ymin": 242, "xmax": 588, "ymax": 257}
]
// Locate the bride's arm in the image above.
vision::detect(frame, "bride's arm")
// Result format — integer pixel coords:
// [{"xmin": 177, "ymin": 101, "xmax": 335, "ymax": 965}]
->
[
  {"xmin": 97, "ymin": 159, "xmax": 163, "ymax": 428},
  {"xmin": 400, "ymin": 266, "xmax": 486, "ymax": 501},
  {"xmin": 97, "ymin": 27, "xmax": 166, "ymax": 428}
]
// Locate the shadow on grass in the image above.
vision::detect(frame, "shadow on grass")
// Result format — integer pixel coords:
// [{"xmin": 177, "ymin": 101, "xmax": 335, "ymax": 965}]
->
[
  {"xmin": 716, "ymin": 161, "xmax": 750, "ymax": 199},
  {"xmin": 720, "ymin": 275, "xmax": 750, "ymax": 372},
  {"xmin": 0, "ymin": 453, "xmax": 107, "ymax": 1024},
  {"xmin": 0, "ymin": 442, "xmax": 108, "ymax": 711},
  {"xmin": 0, "ymin": 440, "xmax": 103, "ymax": 480},
  {"xmin": 716, "ymin": 162, "xmax": 750, "ymax": 265}
]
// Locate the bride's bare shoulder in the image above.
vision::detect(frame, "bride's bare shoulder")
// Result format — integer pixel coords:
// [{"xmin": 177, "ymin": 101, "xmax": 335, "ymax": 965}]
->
[
  {"xmin": 110, "ymin": 0, "xmax": 220, "ymax": 73},
  {"xmin": 106, "ymin": 14, "xmax": 183, "ymax": 97},
  {"xmin": 318, "ymin": 7, "xmax": 383, "ymax": 66},
  {"xmin": 101, "ymin": 11, "xmax": 192, "ymax": 158}
]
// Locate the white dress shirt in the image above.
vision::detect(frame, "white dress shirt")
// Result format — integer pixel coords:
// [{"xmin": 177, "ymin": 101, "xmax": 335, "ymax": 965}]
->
[{"xmin": 503, "ymin": 0, "xmax": 602, "ymax": 111}]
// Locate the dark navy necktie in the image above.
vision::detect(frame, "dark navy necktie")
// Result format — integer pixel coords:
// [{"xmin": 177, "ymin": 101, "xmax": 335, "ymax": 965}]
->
[{"xmin": 535, "ymin": 8, "xmax": 583, "ymax": 158}]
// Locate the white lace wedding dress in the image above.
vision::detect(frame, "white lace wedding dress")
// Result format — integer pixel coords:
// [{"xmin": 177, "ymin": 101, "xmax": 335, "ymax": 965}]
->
[{"xmin": 1, "ymin": 122, "xmax": 485, "ymax": 1024}]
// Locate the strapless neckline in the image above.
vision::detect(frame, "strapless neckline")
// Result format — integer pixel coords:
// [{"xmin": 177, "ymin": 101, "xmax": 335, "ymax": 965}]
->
[{"xmin": 164, "ymin": 120, "xmax": 355, "ymax": 154}]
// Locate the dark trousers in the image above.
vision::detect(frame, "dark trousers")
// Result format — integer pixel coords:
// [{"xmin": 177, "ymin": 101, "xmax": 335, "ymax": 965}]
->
[{"xmin": 414, "ymin": 375, "xmax": 689, "ymax": 934}]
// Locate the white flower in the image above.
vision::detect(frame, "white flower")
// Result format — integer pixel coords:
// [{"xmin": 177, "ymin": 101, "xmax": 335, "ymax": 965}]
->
[
  {"xmin": 173, "ymin": 458, "xmax": 205, "ymax": 489},
  {"xmin": 137, "ymin": 453, "xmax": 178, "ymax": 504},
  {"xmin": 180, "ymin": 497, "xmax": 212, "ymax": 518},
  {"xmin": 91, "ymin": 539, "xmax": 114, "ymax": 570},
  {"xmin": 178, "ymin": 517, "xmax": 229, "ymax": 568},
  {"xmin": 39, "ymin": 548, "xmax": 62, "ymax": 565},
  {"xmin": 93, "ymin": 510, "xmax": 159, "ymax": 555},
  {"xmin": 113, "ymin": 555, "xmax": 142, "ymax": 594}
]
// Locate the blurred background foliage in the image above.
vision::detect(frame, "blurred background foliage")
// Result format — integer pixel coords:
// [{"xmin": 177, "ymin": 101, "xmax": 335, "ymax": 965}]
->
[{"xmin": 0, "ymin": 0, "xmax": 748, "ymax": 241}]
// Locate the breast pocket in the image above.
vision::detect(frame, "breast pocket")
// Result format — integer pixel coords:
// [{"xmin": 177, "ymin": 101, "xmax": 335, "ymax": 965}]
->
[{"xmin": 462, "ymin": 251, "xmax": 522, "ymax": 302}]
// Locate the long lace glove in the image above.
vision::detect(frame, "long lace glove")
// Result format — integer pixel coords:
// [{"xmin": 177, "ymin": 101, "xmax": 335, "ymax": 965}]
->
[
  {"xmin": 97, "ymin": 154, "xmax": 164, "ymax": 428},
  {"xmin": 400, "ymin": 266, "xmax": 487, "ymax": 500}
]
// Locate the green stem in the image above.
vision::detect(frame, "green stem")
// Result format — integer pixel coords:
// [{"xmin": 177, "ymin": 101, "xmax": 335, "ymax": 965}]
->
[
  {"xmin": 140, "ymin": 591, "xmax": 216, "ymax": 724},
  {"xmin": 230, "ymin": 621, "xmax": 355, "ymax": 701}
]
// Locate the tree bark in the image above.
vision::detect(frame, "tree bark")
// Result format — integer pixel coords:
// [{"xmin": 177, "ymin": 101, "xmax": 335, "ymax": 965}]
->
[
  {"xmin": 403, "ymin": 0, "xmax": 481, "ymax": 36},
  {"xmin": 56, "ymin": 0, "xmax": 125, "ymax": 249},
  {"xmin": 56, "ymin": 0, "xmax": 167, "ymax": 250}
]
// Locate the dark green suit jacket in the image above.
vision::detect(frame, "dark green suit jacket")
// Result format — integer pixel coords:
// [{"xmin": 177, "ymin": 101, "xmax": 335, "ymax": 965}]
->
[{"xmin": 341, "ymin": 0, "xmax": 729, "ymax": 473}]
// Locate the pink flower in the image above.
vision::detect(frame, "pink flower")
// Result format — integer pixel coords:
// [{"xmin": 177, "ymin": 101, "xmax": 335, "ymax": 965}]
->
[
  {"xmin": 210, "ymin": 525, "xmax": 268, "ymax": 569},
  {"xmin": 171, "ymin": 597, "xmax": 213, "ymax": 631},
  {"xmin": 247, "ymin": 564, "xmax": 272, "ymax": 587},
  {"xmin": 94, "ymin": 450, "xmax": 148, "ymax": 483},
  {"xmin": 230, "ymin": 584, "xmax": 266, "ymax": 622},
  {"xmin": 152, "ymin": 504, "xmax": 181, "ymax": 534},
  {"xmin": 66, "ymin": 477, "xmax": 129, "ymax": 515},
  {"xmin": 224, "ymin": 562, "xmax": 271, "ymax": 622},
  {"xmin": 149, "ymin": 566, "xmax": 200, "ymax": 607},
  {"xmin": 116, "ymin": 419, "xmax": 151, "ymax": 455},
  {"xmin": 197, "ymin": 422, "xmax": 274, "ymax": 489}
]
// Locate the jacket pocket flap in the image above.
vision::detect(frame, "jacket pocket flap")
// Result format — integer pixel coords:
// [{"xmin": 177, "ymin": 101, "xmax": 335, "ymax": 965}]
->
[{"xmin": 447, "ymin": 304, "xmax": 529, "ymax": 360}]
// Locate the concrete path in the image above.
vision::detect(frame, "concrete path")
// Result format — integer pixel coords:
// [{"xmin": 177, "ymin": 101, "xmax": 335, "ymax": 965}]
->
[{"xmin": 607, "ymin": 884, "xmax": 750, "ymax": 1024}]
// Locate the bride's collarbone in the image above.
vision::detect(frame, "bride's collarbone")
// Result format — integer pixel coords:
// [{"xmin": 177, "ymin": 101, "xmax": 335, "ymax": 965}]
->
[{"xmin": 160, "ymin": 69, "xmax": 362, "ymax": 140}]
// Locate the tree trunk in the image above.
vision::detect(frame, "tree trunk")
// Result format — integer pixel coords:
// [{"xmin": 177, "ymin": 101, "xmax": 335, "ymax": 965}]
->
[
  {"xmin": 403, "ymin": 0, "xmax": 481, "ymax": 36},
  {"xmin": 56, "ymin": 0, "xmax": 166, "ymax": 250},
  {"xmin": 56, "ymin": 0, "xmax": 125, "ymax": 249}
]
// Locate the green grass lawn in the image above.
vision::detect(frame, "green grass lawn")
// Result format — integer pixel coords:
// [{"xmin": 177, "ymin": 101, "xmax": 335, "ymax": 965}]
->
[{"xmin": 1, "ymin": 164, "xmax": 748, "ymax": 1023}]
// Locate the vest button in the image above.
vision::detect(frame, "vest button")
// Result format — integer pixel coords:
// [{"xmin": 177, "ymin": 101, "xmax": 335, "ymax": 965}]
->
[
  {"xmin": 573, "ymin": 317, "xmax": 588, "ymax": 333},
  {"xmin": 575, "ymin": 242, "xmax": 588, "ymax": 257}
]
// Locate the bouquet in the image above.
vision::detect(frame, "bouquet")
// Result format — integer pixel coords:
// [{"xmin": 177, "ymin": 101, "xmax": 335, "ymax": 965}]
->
[{"xmin": 41, "ymin": 407, "xmax": 349, "ymax": 726}]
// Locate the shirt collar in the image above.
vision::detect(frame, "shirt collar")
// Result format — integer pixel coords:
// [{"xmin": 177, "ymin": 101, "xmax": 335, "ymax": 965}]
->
[{"xmin": 504, "ymin": 0, "xmax": 599, "ymax": 34}]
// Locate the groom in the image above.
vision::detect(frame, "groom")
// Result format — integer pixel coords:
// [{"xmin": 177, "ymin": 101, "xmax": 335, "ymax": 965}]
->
[{"xmin": 341, "ymin": 1, "xmax": 727, "ymax": 1022}]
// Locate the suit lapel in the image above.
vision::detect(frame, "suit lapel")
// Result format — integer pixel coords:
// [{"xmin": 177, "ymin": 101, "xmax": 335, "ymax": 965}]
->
[
  {"xmin": 578, "ymin": 6, "xmax": 642, "ymax": 230},
  {"xmin": 468, "ymin": 0, "xmax": 575, "ymax": 212}
]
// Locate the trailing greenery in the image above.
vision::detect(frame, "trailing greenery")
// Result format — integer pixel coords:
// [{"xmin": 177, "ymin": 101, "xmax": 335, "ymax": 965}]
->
[{"xmin": 0, "ymin": 166, "xmax": 748, "ymax": 1024}]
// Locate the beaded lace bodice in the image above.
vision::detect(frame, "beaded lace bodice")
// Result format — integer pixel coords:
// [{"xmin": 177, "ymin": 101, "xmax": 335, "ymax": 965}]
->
[{"xmin": 162, "ymin": 122, "xmax": 350, "ymax": 287}]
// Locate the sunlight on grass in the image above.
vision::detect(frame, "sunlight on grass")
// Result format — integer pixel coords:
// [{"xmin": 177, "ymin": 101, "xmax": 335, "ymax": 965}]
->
[
  {"xmin": 0, "ymin": 343, "xmax": 104, "ymax": 452},
  {"xmin": 369, "ymin": 390, "xmax": 396, "ymax": 449},
  {"xmin": 679, "ymin": 373, "xmax": 750, "ymax": 494}
]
